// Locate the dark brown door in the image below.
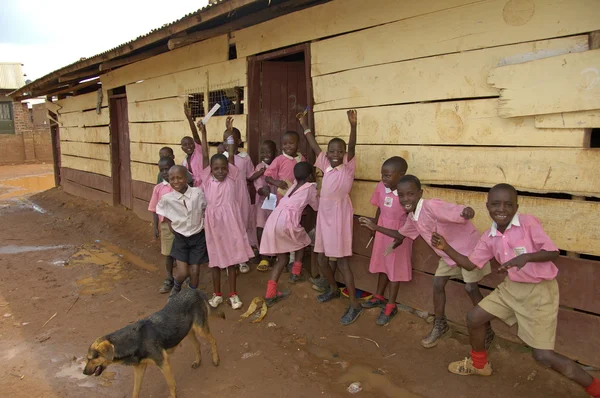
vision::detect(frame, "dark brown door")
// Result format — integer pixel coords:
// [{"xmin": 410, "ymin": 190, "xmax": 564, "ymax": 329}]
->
[
  {"xmin": 51, "ymin": 124, "xmax": 61, "ymax": 186},
  {"xmin": 109, "ymin": 96, "xmax": 132, "ymax": 209},
  {"xmin": 260, "ymin": 61, "xmax": 309, "ymax": 159}
]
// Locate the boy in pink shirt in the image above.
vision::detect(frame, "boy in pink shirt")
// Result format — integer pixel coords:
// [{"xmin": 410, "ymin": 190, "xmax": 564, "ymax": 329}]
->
[
  {"xmin": 148, "ymin": 156, "xmax": 175, "ymax": 294},
  {"xmin": 366, "ymin": 175, "xmax": 493, "ymax": 347},
  {"xmin": 182, "ymin": 102, "xmax": 204, "ymax": 187},
  {"xmin": 431, "ymin": 184, "xmax": 600, "ymax": 398}
]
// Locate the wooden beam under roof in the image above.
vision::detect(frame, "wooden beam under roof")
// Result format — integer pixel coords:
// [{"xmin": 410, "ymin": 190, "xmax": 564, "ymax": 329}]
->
[
  {"xmin": 35, "ymin": 78, "xmax": 100, "ymax": 98},
  {"xmin": 10, "ymin": 0, "xmax": 262, "ymax": 99},
  {"xmin": 99, "ymin": 45, "xmax": 168, "ymax": 71},
  {"xmin": 168, "ymin": 0, "xmax": 323, "ymax": 50},
  {"xmin": 58, "ymin": 67, "xmax": 100, "ymax": 83}
]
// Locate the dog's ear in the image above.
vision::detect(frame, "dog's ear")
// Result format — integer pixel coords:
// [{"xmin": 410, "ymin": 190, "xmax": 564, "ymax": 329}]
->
[{"xmin": 96, "ymin": 340, "xmax": 115, "ymax": 361}]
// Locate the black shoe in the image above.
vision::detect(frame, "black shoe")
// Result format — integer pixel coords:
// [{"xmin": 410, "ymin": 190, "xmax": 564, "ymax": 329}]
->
[
  {"xmin": 310, "ymin": 276, "xmax": 329, "ymax": 293},
  {"xmin": 376, "ymin": 307, "xmax": 398, "ymax": 326},
  {"xmin": 340, "ymin": 305, "xmax": 363, "ymax": 325},
  {"xmin": 288, "ymin": 273, "xmax": 305, "ymax": 284},
  {"xmin": 159, "ymin": 278, "xmax": 174, "ymax": 294},
  {"xmin": 264, "ymin": 289, "xmax": 291, "ymax": 307},
  {"xmin": 317, "ymin": 287, "xmax": 340, "ymax": 303},
  {"xmin": 361, "ymin": 296, "xmax": 386, "ymax": 309}
]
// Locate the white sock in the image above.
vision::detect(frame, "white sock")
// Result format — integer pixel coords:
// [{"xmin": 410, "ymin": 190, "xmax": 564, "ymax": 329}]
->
[{"xmin": 289, "ymin": 252, "xmax": 295, "ymax": 262}]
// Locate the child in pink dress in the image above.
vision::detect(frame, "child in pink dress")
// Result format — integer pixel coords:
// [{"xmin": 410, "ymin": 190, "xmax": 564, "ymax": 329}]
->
[
  {"xmin": 300, "ymin": 109, "xmax": 361, "ymax": 326},
  {"xmin": 198, "ymin": 118, "xmax": 253, "ymax": 310},
  {"xmin": 260, "ymin": 162, "xmax": 319, "ymax": 307},
  {"xmin": 221, "ymin": 119, "xmax": 258, "ymax": 273},
  {"xmin": 254, "ymin": 140, "xmax": 278, "ymax": 272},
  {"xmin": 358, "ymin": 156, "xmax": 413, "ymax": 326},
  {"xmin": 182, "ymin": 102, "xmax": 204, "ymax": 187}
]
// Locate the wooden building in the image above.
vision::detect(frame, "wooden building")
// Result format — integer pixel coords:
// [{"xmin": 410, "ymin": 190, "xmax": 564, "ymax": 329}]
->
[{"xmin": 10, "ymin": 0, "xmax": 600, "ymax": 367}]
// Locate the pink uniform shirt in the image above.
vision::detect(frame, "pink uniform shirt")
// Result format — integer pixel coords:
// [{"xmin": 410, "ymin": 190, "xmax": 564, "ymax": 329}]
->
[
  {"xmin": 181, "ymin": 142, "xmax": 204, "ymax": 187},
  {"xmin": 468, "ymin": 214, "xmax": 559, "ymax": 283},
  {"xmin": 398, "ymin": 198, "xmax": 480, "ymax": 266},
  {"xmin": 313, "ymin": 152, "xmax": 355, "ymax": 258},
  {"xmin": 148, "ymin": 181, "xmax": 174, "ymax": 223},
  {"xmin": 264, "ymin": 153, "xmax": 306, "ymax": 185}
]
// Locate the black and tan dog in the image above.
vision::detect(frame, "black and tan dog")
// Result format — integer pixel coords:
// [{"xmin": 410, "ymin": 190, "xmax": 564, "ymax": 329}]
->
[{"xmin": 83, "ymin": 289, "xmax": 221, "ymax": 397}]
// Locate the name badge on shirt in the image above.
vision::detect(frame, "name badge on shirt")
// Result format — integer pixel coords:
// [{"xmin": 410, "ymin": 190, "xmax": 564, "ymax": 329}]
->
[
  {"xmin": 514, "ymin": 246, "xmax": 527, "ymax": 256},
  {"xmin": 384, "ymin": 196, "xmax": 394, "ymax": 208}
]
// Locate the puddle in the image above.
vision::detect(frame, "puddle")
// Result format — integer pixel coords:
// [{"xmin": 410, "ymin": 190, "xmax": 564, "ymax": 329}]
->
[
  {"xmin": 0, "ymin": 245, "xmax": 71, "ymax": 255},
  {"xmin": 0, "ymin": 174, "xmax": 55, "ymax": 200},
  {"xmin": 55, "ymin": 360, "xmax": 87, "ymax": 380},
  {"xmin": 69, "ymin": 242, "xmax": 156, "ymax": 295},
  {"xmin": 55, "ymin": 358, "xmax": 116, "ymax": 387}
]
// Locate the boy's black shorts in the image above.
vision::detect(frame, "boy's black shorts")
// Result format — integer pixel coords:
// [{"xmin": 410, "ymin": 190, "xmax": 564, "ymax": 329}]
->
[{"xmin": 170, "ymin": 230, "xmax": 209, "ymax": 265}]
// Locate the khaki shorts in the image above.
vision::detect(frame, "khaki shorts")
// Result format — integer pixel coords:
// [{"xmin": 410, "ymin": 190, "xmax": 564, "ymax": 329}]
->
[
  {"xmin": 435, "ymin": 258, "xmax": 491, "ymax": 283},
  {"xmin": 160, "ymin": 222, "xmax": 174, "ymax": 257},
  {"xmin": 479, "ymin": 278, "xmax": 558, "ymax": 350}
]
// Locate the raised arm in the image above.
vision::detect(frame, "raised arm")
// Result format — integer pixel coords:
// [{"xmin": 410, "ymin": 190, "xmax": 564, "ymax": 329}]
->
[
  {"xmin": 184, "ymin": 101, "xmax": 201, "ymax": 144},
  {"xmin": 297, "ymin": 112, "xmax": 321, "ymax": 156},
  {"xmin": 197, "ymin": 120, "xmax": 209, "ymax": 169},
  {"xmin": 225, "ymin": 116, "xmax": 235, "ymax": 165},
  {"xmin": 347, "ymin": 109, "xmax": 357, "ymax": 161},
  {"xmin": 431, "ymin": 233, "xmax": 478, "ymax": 271}
]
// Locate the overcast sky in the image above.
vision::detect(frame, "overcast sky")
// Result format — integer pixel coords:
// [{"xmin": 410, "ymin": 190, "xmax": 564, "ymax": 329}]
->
[{"xmin": 0, "ymin": 0, "xmax": 209, "ymax": 82}]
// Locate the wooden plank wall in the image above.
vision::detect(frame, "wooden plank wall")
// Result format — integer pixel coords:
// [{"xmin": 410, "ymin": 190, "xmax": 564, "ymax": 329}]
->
[
  {"xmin": 56, "ymin": 91, "xmax": 114, "ymax": 203},
  {"xmin": 268, "ymin": 0, "xmax": 600, "ymax": 365}
]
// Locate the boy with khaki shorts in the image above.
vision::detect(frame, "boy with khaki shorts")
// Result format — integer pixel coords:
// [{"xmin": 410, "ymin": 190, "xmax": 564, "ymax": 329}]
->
[
  {"xmin": 431, "ymin": 183, "xmax": 600, "ymax": 397},
  {"xmin": 365, "ymin": 175, "xmax": 493, "ymax": 348},
  {"xmin": 148, "ymin": 157, "xmax": 176, "ymax": 294}
]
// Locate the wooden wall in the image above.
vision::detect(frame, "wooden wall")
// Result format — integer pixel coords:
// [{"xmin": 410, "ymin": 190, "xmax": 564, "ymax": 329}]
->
[
  {"xmin": 236, "ymin": 0, "xmax": 600, "ymax": 366},
  {"xmin": 56, "ymin": 91, "xmax": 113, "ymax": 204}
]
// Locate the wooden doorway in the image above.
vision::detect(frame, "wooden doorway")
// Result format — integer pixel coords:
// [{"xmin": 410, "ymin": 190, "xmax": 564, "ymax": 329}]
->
[
  {"xmin": 247, "ymin": 43, "xmax": 315, "ymax": 165},
  {"xmin": 50, "ymin": 123, "xmax": 61, "ymax": 187},
  {"xmin": 109, "ymin": 92, "xmax": 132, "ymax": 209}
]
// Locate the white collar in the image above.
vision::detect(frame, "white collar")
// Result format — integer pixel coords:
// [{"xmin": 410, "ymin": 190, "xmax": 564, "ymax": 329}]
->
[
  {"xmin": 261, "ymin": 161, "xmax": 270, "ymax": 168},
  {"xmin": 489, "ymin": 213, "xmax": 521, "ymax": 237},
  {"xmin": 282, "ymin": 152, "xmax": 302, "ymax": 162},
  {"xmin": 410, "ymin": 198, "xmax": 424, "ymax": 221},
  {"xmin": 222, "ymin": 151, "xmax": 247, "ymax": 159},
  {"xmin": 161, "ymin": 180, "xmax": 170, "ymax": 186},
  {"xmin": 384, "ymin": 187, "xmax": 398, "ymax": 196},
  {"xmin": 325, "ymin": 163, "xmax": 343, "ymax": 173},
  {"xmin": 175, "ymin": 187, "xmax": 191, "ymax": 200}
]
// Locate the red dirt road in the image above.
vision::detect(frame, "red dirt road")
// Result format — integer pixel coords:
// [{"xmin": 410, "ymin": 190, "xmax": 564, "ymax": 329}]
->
[{"xmin": 0, "ymin": 165, "xmax": 593, "ymax": 397}]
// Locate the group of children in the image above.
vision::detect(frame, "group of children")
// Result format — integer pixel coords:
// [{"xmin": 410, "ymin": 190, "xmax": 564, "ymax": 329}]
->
[{"xmin": 147, "ymin": 104, "xmax": 600, "ymax": 397}]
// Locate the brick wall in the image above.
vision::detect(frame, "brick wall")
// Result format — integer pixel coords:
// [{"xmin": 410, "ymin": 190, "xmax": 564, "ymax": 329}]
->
[{"xmin": 0, "ymin": 101, "xmax": 52, "ymax": 164}]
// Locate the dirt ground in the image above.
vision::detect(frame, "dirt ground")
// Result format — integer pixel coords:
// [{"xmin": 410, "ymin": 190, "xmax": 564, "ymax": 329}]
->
[{"xmin": 0, "ymin": 164, "xmax": 594, "ymax": 397}]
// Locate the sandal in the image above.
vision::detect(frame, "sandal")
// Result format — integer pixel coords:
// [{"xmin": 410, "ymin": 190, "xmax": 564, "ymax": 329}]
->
[{"xmin": 257, "ymin": 260, "xmax": 270, "ymax": 272}]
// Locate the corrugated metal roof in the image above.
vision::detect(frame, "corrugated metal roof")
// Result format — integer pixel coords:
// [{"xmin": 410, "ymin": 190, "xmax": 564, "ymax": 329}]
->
[{"xmin": 0, "ymin": 63, "xmax": 26, "ymax": 90}]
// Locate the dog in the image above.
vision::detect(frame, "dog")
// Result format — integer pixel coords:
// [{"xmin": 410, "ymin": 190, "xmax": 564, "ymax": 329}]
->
[{"xmin": 83, "ymin": 289, "xmax": 221, "ymax": 397}]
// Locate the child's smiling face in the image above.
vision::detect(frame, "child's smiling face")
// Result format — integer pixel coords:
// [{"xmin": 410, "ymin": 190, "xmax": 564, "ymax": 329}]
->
[
  {"xmin": 326, "ymin": 141, "xmax": 346, "ymax": 168},
  {"xmin": 181, "ymin": 137, "xmax": 195, "ymax": 156},
  {"xmin": 282, "ymin": 133, "xmax": 299, "ymax": 157},
  {"xmin": 211, "ymin": 157, "xmax": 229, "ymax": 182},
  {"xmin": 260, "ymin": 143, "xmax": 276, "ymax": 165},
  {"xmin": 486, "ymin": 187, "xmax": 519, "ymax": 230},
  {"xmin": 397, "ymin": 180, "xmax": 423, "ymax": 213},
  {"xmin": 168, "ymin": 166, "xmax": 188, "ymax": 193}
]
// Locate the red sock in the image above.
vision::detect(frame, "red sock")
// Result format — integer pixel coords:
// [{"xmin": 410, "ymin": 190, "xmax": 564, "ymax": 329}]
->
[
  {"xmin": 265, "ymin": 280, "xmax": 277, "ymax": 299},
  {"xmin": 228, "ymin": 291, "xmax": 237, "ymax": 298},
  {"xmin": 214, "ymin": 292, "xmax": 222, "ymax": 296},
  {"xmin": 291, "ymin": 261, "xmax": 302, "ymax": 276},
  {"xmin": 374, "ymin": 294, "xmax": 385, "ymax": 301},
  {"xmin": 471, "ymin": 350, "xmax": 488, "ymax": 369},
  {"xmin": 586, "ymin": 378, "xmax": 600, "ymax": 397},
  {"xmin": 384, "ymin": 303, "xmax": 396, "ymax": 316}
]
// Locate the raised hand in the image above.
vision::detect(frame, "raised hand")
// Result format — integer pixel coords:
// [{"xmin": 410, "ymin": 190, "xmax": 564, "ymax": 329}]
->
[
  {"xmin": 226, "ymin": 116, "xmax": 234, "ymax": 133},
  {"xmin": 196, "ymin": 119, "xmax": 206, "ymax": 134},
  {"xmin": 431, "ymin": 232, "xmax": 448, "ymax": 251},
  {"xmin": 461, "ymin": 206, "xmax": 475, "ymax": 220},
  {"xmin": 347, "ymin": 109, "xmax": 357, "ymax": 127},
  {"xmin": 183, "ymin": 101, "xmax": 192, "ymax": 119}
]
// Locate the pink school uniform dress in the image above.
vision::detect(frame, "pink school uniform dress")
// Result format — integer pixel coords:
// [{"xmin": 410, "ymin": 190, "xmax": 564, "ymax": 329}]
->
[
  {"xmin": 369, "ymin": 182, "xmax": 413, "ymax": 282},
  {"xmin": 264, "ymin": 153, "xmax": 305, "ymax": 202},
  {"xmin": 225, "ymin": 151, "xmax": 257, "ymax": 248},
  {"xmin": 254, "ymin": 161, "xmax": 277, "ymax": 228},
  {"xmin": 200, "ymin": 165, "xmax": 253, "ymax": 268},
  {"xmin": 398, "ymin": 198, "xmax": 480, "ymax": 266},
  {"xmin": 181, "ymin": 142, "xmax": 203, "ymax": 187},
  {"xmin": 314, "ymin": 152, "xmax": 355, "ymax": 258},
  {"xmin": 260, "ymin": 182, "xmax": 319, "ymax": 255}
]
